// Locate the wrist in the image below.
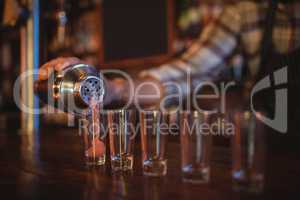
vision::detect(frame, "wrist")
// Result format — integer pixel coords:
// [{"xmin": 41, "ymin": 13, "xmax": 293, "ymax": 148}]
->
[{"xmin": 134, "ymin": 76, "xmax": 165, "ymax": 108}]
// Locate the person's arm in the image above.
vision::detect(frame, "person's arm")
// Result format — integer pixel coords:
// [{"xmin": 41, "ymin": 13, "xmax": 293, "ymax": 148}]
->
[
  {"xmin": 139, "ymin": 4, "xmax": 242, "ymax": 100},
  {"xmin": 38, "ymin": 5, "xmax": 242, "ymax": 109},
  {"xmin": 37, "ymin": 56, "xmax": 163, "ymax": 108}
]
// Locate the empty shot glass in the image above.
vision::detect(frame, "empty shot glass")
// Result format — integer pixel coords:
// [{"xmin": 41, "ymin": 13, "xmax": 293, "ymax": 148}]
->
[
  {"xmin": 140, "ymin": 110, "xmax": 168, "ymax": 176},
  {"xmin": 231, "ymin": 111, "xmax": 266, "ymax": 193},
  {"xmin": 180, "ymin": 111, "xmax": 212, "ymax": 183},
  {"xmin": 108, "ymin": 110, "xmax": 136, "ymax": 171}
]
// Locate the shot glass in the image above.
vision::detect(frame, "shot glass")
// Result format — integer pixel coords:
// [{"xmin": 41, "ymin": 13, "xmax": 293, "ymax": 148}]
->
[
  {"xmin": 231, "ymin": 111, "xmax": 266, "ymax": 193},
  {"xmin": 81, "ymin": 110, "xmax": 106, "ymax": 166},
  {"xmin": 108, "ymin": 110, "xmax": 136, "ymax": 171},
  {"xmin": 180, "ymin": 111, "xmax": 212, "ymax": 183},
  {"xmin": 140, "ymin": 110, "xmax": 168, "ymax": 176}
]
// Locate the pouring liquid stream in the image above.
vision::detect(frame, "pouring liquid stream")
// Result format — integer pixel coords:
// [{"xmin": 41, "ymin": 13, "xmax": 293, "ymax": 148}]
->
[{"xmin": 85, "ymin": 96, "xmax": 105, "ymax": 165}]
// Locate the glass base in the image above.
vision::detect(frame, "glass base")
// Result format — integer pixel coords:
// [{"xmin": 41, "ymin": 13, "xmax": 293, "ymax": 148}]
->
[
  {"xmin": 232, "ymin": 182, "xmax": 264, "ymax": 194},
  {"xmin": 85, "ymin": 155, "xmax": 106, "ymax": 166},
  {"xmin": 111, "ymin": 155, "xmax": 133, "ymax": 171},
  {"xmin": 143, "ymin": 160, "xmax": 167, "ymax": 176},
  {"xmin": 232, "ymin": 171, "xmax": 264, "ymax": 193},
  {"xmin": 182, "ymin": 166, "xmax": 210, "ymax": 184}
]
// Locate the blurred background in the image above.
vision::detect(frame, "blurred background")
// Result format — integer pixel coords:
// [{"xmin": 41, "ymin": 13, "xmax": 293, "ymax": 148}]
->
[{"xmin": 0, "ymin": 0, "xmax": 233, "ymax": 130}]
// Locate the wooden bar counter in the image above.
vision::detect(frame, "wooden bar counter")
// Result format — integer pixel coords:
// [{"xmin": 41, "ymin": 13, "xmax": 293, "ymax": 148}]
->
[{"xmin": 0, "ymin": 126, "xmax": 299, "ymax": 200}]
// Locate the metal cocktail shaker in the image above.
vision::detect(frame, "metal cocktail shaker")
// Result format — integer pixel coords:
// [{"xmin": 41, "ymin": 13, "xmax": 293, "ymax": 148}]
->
[{"xmin": 34, "ymin": 63, "xmax": 105, "ymax": 115}]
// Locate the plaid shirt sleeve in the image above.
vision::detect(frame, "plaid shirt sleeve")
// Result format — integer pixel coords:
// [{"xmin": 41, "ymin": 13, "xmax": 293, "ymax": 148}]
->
[{"xmin": 139, "ymin": 4, "xmax": 242, "ymax": 96}]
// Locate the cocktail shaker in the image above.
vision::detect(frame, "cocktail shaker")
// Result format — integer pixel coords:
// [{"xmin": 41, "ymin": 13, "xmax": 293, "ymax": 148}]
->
[{"xmin": 34, "ymin": 63, "xmax": 105, "ymax": 115}]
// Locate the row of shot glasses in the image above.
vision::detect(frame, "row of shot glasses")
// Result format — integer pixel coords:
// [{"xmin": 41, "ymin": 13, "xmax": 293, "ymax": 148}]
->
[{"xmin": 81, "ymin": 109, "xmax": 265, "ymax": 192}]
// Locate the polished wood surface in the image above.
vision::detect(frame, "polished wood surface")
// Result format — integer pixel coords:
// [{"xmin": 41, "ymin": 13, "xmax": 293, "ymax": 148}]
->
[{"xmin": 0, "ymin": 126, "xmax": 299, "ymax": 200}]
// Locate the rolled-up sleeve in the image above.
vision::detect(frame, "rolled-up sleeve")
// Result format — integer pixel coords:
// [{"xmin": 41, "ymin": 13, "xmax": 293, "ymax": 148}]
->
[{"xmin": 139, "ymin": 4, "xmax": 242, "ymax": 97}]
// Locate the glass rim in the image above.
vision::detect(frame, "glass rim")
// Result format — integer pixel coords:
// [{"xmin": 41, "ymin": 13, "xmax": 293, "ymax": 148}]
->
[
  {"xmin": 140, "ymin": 110, "xmax": 161, "ymax": 114},
  {"xmin": 106, "ymin": 109, "xmax": 136, "ymax": 113},
  {"xmin": 231, "ymin": 110, "xmax": 266, "ymax": 120},
  {"xmin": 179, "ymin": 110, "xmax": 211, "ymax": 116}
]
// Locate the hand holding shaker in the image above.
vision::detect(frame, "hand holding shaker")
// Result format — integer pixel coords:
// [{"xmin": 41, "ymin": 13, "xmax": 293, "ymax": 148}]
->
[
  {"xmin": 34, "ymin": 63, "xmax": 105, "ymax": 115},
  {"xmin": 35, "ymin": 63, "xmax": 107, "ymax": 165}
]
